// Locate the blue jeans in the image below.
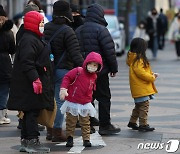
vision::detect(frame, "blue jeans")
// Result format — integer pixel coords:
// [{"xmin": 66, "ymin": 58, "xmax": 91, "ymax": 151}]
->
[
  {"xmin": 54, "ymin": 69, "xmax": 69, "ymax": 128},
  {"xmin": 0, "ymin": 83, "xmax": 9, "ymax": 110},
  {"xmin": 152, "ymin": 36, "xmax": 158, "ymax": 58}
]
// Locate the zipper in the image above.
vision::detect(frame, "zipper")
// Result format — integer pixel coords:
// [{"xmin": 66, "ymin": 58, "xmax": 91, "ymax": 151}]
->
[{"xmin": 72, "ymin": 87, "xmax": 77, "ymax": 97}]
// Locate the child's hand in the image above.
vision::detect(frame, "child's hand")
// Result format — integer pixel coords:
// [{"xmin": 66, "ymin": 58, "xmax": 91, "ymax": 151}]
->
[
  {"xmin": 59, "ymin": 88, "xmax": 68, "ymax": 100},
  {"xmin": 153, "ymin": 73, "xmax": 159, "ymax": 78}
]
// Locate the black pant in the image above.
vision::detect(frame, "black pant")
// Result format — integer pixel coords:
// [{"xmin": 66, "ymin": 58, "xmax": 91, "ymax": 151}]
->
[
  {"xmin": 93, "ymin": 73, "xmax": 111, "ymax": 127},
  {"xmin": 175, "ymin": 41, "xmax": 180, "ymax": 57},
  {"xmin": 21, "ymin": 110, "xmax": 40, "ymax": 140}
]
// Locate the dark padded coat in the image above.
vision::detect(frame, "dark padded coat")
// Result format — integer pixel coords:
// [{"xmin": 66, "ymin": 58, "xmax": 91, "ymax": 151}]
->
[
  {"xmin": 44, "ymin": 20, "xmax": 84, "ymax": 70},
  {"xmin": 0, "ymin": 20, "xmax": 15, "ymax": 84},
  {"xmin": 75, "ymin": 3, "xmax": 118, "ymax": 74},
  {"xmin": 7, "ymin": 30, "xmax": 54, "ymax": 111}
]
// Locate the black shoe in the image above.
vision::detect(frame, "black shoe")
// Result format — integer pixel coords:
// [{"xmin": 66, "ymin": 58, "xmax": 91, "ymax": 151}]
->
[
  {"xmin": 38, "ymin": 124, "xmax": 45, "ymax": 131},
  {"xmin": 90, "ymin": 126, "xmax": 95, "ymax": 134},
  {"xmin": 90, "ymin": 117, "xmax": 99, "ymax": 126},
  {"xmin": 138, "ymin": 124, "xmax": 155, "ymax": 132},
  {"xmin": 83, "ymin": 140, "xmax": 91, "ymax": 147},
  {"xmin": 99, "ymin": 124, "xmax": 121, "ymax": 135},
  {"xmin": 76, "ymin": 120, "xmax": 81, "ymax": 128},
  {"xmin": 66, "ymin": 136, "xmax": 73, "ymax": 147},
  {"xmin": 127, "ymin": 122, "xmax": 139, "ymax": 130}
]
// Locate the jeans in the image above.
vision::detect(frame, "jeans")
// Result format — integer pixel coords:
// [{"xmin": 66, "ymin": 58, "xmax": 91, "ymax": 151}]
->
[
  {"xmin": 21, "ymin": 110, "xmax": 40, "ymax": 139},
  {"xmin": 54, "ymin": 69, "xmax": 69, "ymax": 128},
  {"xmin": 93, "ymin": 73, "xmax": 111, "ymax": 127},
  {"xmin": 152, "ymin": 36, "xmax": 158, "ymax": 58},
  {"xmin": 0, "ymin": 83, "xmax": 9, "ymax": 110}
]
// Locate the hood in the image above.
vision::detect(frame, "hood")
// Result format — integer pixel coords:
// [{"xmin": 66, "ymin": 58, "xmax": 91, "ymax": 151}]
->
[
  {"xmin": 0, "ymin": 16, "xmax": 13, "ymax": 31},
  {"xmin": 24, "ymin": 11, "xmax": 44, "ymax": 37},
  {"xmin": 85, "ymin": 3, "xmax": 107, "ymax": 27},
  {"xmin": 126, "ymin": 51, "xmax": 137, "ymax": 66},
  {"xmin": 83, "ymin": 52, "xmax": 103, "ymax": 73}
]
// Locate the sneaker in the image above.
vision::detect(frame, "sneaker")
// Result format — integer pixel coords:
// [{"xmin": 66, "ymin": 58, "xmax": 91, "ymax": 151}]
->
[
  {"xmin": 25, "ymin": 139, "xmax": 50, "ymax": 153},
  {"xmin": 138, "ymin": 124, "xmax": 155, "ymax": 132},
  {"xmin": 127, "ymin": 122, "xmax": 139, "ymax": 130},
  {"xmin": 19, "ymin": 139, "xmax": 28, "ymax": 152},
  {"xmin": 0, "ymin": 117, "xmax": 11, "ymax": 124},
  {"xmin": 90, "ymin": 126, "xmax": 95, "ymax": 134},
  {"xmin": 83, "ymin": 140, "xmax": 91, "ymax": 147},
  {"xmin": 90, "ymin": 117, "xmax": 99, "ymax": 126},
  {"xmin": 99, "ymin": 124, "xmax": 121, "ymax": 135},
  {"xmin": 66, "ymin": 136, "xmax": 73, "ymax": 147}
]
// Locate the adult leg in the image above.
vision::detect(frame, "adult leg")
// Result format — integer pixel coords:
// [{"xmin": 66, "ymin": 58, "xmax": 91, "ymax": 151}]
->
[
  {"xmin": 152, "ymin": 36, "xmax": 158, "ymax": 58},
  {"xmin": 23, "ymin": 110, "xmax": 50, "ymax": 153},
  {"xmin": 0, "ymin": 83, "xmax": 11, "ymax": 124},
  {"xmin": 52, "ymin": 69, "xmax": 68, "ymax": 142},
  {"xmin": 95, "ymin": 73, "xmax": 120, "ymax": 135},
  {"xmin": 175, "ymin": 41, "xmax": 180, "ymax": 58}
]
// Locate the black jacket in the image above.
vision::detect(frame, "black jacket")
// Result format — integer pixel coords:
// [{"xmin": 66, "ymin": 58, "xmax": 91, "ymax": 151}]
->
[
  {"xmin": 44, "ymin": 21, "xmax": 84, "ymax": 70},
  {"xmin": 75, "ymin": 3, "xmax": 118, "ymax": 74},
  {"xmin": 0, "ymin": 20, "xmax": 15, "ymax": 83},
  {"xmin": 7, "ymin": 30, "xmax": 54, "ymax": 111}
]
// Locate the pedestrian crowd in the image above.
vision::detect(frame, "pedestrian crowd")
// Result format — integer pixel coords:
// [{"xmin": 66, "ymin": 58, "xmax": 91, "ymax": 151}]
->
[{"xmin": 0, "ymin": 0, "xmax": 178, "ymax": 153}]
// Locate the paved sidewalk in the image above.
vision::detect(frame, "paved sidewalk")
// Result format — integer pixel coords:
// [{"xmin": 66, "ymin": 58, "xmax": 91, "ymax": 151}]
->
[{"xmin": 1, "ymin": 41, "xmax": 180, "ymax": 154}]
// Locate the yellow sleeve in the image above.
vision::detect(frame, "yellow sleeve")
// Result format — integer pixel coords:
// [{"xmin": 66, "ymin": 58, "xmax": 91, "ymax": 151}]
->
[{"xmin": 132, "ymin": 60, "xmax": 155, "ymax": 82}]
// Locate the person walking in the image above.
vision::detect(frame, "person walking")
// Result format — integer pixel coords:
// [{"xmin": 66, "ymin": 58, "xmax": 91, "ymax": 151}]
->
[
  {"xmin": 44, "ymin": 0, "xmax": 84, "ymax": 142},
  {"xmin": 75, "ymin": 3, "xmax": 120, "ymax": 135},
  {"xmin": 7, "ymin": 11, "xmax": 54, "ymax": 153},
  {"xmin": 146, "ymin": 8, "xmax": 161, "ymax": 60},
  {"xmin": 126, "ymin": 38, "xmax": 158, "ymax": 132},
  {"xmin": 168, "ymin": 13, "xmax": 180, "ymax": 60},
  {"xmin": 133, "ymin": 20, "xmax": 149, "ymax": 42},
  {"xmin": 60, "ymin": 52, "xmax": 103, "ymax": 147},
  {"xmin": 0, "ymin": 5, "xmax": 15, "ymax": 125},
  {"xmin": 158, "ymin": 8, "xmax": 168, "ymax": 50}
]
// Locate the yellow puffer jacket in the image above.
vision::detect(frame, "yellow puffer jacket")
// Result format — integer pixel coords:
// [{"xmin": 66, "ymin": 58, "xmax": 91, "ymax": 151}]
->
[{"xmin": 126, "ymin": 51, "xmax": 157, "ymax": 98}]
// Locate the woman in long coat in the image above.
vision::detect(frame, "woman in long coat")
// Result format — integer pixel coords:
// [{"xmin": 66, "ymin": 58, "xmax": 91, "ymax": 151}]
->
[{"xmin": 7, "ymin": 11, "xmax": 54, "ymax": 153}]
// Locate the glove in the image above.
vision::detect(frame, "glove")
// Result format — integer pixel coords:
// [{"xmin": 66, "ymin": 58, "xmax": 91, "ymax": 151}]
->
[
  {"xmin": 59, "ymin": 88, "xmax": 68, "ymax": 100},
  {"xmin": 33, "ymin": 78, "xmax": 42, "ymax": 94}
]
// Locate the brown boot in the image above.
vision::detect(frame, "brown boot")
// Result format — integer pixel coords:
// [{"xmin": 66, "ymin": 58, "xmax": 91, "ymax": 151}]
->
[
  {"xmin": 52, "ymin": 128, "xmax": 66, "ymax": 142},
  {"xmin": 46, "ymin": 127, "xmax": 52, "ymax": 140}
]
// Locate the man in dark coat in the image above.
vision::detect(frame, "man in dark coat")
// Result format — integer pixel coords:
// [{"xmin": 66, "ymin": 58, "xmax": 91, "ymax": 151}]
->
[
  {"xmin": 44, "ymin": 0, "xmax": 84, "ymax": 142},
  {"xmin": 0, "ymin": 4, "xmax": 15, "ymax": 125},
  {"xmin": 76, "ymin": 3, "xmax": 120, "ymax": 135}
]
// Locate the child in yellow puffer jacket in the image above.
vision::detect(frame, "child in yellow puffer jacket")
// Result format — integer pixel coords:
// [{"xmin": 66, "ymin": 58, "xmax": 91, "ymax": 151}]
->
[{"xmin": 126, "ymin": 37, "xmax": 158, "ymax": 132}]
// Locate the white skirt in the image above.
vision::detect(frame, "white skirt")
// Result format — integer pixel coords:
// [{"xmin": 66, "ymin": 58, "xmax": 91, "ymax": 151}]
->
[{"xmin": 60, "ymin": 101, "xmax": 96, "ymax": 117}]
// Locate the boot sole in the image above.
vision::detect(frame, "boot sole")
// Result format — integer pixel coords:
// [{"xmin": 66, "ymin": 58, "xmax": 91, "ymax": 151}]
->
[
  {"xmin": 99, "ymin": 129, "xmax": 121, "ymax": 135},
  {"xmin": 138, "ymin": 129, "xmax": 155, "ymax": 132}
]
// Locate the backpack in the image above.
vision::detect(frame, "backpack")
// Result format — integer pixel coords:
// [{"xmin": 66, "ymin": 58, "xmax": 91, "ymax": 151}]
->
[{"xmin": 35, "ymin": 25, "xmax": 68, "ymax": 74}]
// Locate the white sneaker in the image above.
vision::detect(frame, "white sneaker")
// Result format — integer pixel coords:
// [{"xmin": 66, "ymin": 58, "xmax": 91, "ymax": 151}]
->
[{"xmin": 0, "ymin": 117, "xmax": 11, "ymax": 124}]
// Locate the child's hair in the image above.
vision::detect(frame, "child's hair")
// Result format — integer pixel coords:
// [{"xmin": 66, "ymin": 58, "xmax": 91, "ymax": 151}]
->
[{"xmin": 130, "ymin": 37, "xmax": 149, "ymax": 67}]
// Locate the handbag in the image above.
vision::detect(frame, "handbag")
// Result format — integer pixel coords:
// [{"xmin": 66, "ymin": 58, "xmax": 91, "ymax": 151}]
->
[{"xmin": 37, "ymin": 100, "xmax": 57, "ymax": 128}]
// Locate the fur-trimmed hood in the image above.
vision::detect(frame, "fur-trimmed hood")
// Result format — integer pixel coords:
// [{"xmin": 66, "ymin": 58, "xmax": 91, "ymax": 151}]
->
[{"xmin": 0, "ymin": 16, "xmax": 13, "ymax": 31}]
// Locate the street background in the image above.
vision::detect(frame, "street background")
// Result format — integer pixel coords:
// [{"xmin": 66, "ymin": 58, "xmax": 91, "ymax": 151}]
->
[{"xmin": 1, "ymin": 41, "xmax": 180, "ymax": 154}]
